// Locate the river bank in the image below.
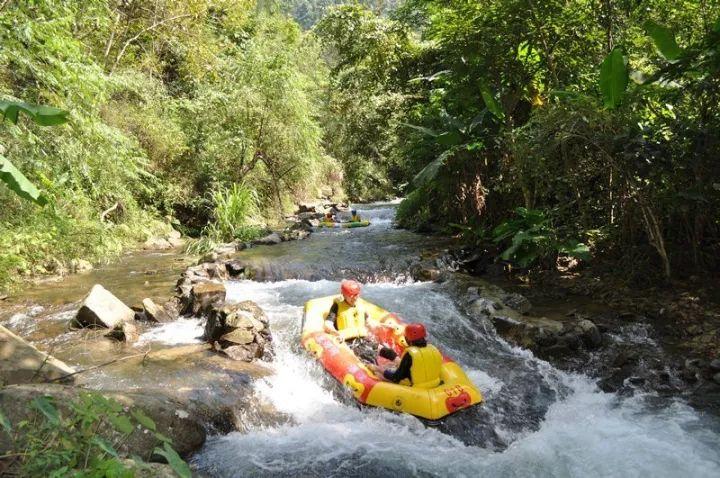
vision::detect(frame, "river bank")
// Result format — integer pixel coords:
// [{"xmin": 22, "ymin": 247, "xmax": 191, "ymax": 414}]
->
[{"xmin": 442, "ymin": 246, "xmax": 720, "ymax": 416}]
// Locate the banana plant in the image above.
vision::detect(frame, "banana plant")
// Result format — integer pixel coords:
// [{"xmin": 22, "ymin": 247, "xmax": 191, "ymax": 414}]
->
[
  {"xmin": 402, "ymin": 81, "xmax": 503, "ymax": 189},
  {"xmin": 0, "ymin": 100, "xmax": 69, "ymax": 205}
]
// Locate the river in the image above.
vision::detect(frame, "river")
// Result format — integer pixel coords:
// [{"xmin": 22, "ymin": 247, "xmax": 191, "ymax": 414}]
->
[
  {"xmin": 192, "ymin": 203, "xmax": 720, "ymax": 477},
  {"xmin": 3, "ymin": 202, "xmax": 720, "ymax": 477}
]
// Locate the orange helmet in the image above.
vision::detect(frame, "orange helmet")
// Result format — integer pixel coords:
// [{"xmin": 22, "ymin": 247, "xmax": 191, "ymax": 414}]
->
[
  {"xmin": 404, "ymin": 323, "xmax": 427, "ymax": 342},
  {"xmin": 340, "ymin": 279, "xmax": 361, "ymax": 298}
]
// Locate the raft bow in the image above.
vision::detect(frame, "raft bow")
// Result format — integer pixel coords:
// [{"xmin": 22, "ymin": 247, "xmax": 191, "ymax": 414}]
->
[{"xmin": 301, "ymin": 295, "xmax": 483, "ymax": 420}]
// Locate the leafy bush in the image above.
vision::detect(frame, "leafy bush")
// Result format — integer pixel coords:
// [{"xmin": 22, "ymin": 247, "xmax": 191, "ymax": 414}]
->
[
  {"xmin": 0, "ymin": 392, "xmax": 190, "ymax": 477},
  {"xmin": 492, "ymin": 208, "xmax": 590, "ymax": 268}
]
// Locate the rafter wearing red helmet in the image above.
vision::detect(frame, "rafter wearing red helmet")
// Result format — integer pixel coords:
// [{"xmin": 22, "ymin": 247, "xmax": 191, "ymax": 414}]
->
[
  {"xmin": 371, "ymin": 322, "xmax": 443, "ymax": 389},
  {"xmin": 324, "ymin": 279, "xmax": 377, "ymax": 363}
]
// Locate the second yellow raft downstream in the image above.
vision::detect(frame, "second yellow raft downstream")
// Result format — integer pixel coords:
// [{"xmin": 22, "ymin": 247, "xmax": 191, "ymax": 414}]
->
[{"xmin": 301, "ymin": 295, "xmax": 483, "ymax": 420}]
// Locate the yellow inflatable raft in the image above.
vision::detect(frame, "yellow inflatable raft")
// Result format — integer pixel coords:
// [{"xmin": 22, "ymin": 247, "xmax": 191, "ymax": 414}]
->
[
  {"xmin": 317, "ymin": 220, "xmax": 370, "ymax": 228},
  {"xmin": 301, "ymin": 295, "xmax": 483, "ymax": 420}
]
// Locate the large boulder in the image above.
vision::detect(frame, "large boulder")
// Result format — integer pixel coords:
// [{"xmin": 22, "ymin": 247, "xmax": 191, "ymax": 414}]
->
[
  {"xmin": 0, "ymin": 325, "xmax": 75, "ymax": 385},
  {"xmin": 0, "ymin": 384, "xmax": 205, "ymax": 458},
  {"xmin": 180, "ymin": 281, "xmax": 226, "ymax": 316},
  {"xmin": 74, "ymin": 284, "xmax": 134, "ymax": 328},
  {"xmin": 204, "ymin": 301, "xmax": 272, "ymax": 362}
]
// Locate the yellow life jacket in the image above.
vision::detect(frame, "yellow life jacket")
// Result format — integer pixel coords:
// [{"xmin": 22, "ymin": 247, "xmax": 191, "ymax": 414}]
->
[
  {"xmin": 334, "ymin": 298, "xmax": 367, "ymax": 340},
  {"xmin": 351, "ymin": 214, "xmax": 361, "ymax": 222},
  {"xmin": 404, "ymin": 344, "xmax": 443, "ymax": 389}
]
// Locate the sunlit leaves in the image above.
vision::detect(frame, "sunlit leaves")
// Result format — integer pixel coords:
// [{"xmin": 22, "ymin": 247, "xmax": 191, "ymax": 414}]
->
[
  {"xmin": 644, "ymin": 20, "xmax": 682, "ymax": 61},
  {"xmin": 0, "ymin": 155, "xmax": 48, "ymax": 205},
  {"xmin": 0, "ymin": 100, "xmax": 69, "ymax": 126},
  {"xmin": 599, "ymin": 48, "xmax": 628, "ymax": 109},
  {"xmin": 0, "ymin": 100, "xmax": 68, "ymax": 205},
  {"xmin": 480, "ymin": 82, "xmax": 504, "ymax": 119},
  {"xmin": 154, "ymin": 442, "xmax": 192, "ymax": 478}
]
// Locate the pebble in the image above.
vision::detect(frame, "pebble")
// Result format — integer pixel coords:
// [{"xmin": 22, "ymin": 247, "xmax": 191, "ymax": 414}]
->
[{"xmin": 710, "ymin": 359, "xmax": 720, "ymax": 372}]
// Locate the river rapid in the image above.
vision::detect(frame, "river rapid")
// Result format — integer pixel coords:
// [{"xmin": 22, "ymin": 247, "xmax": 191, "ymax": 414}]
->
[
  {"xmin": 190, "ymin": 203, "xmax": 720, "ymax": 477},
  {"xmin": 2, "ymin": 202, "xmax": 720, "ymax": 477}
]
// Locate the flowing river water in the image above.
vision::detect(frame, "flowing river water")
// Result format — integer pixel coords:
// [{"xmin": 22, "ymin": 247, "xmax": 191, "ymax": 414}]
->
[{"xmin": 3, "ymin": 202, "xmax": 720, "ymax": 477}]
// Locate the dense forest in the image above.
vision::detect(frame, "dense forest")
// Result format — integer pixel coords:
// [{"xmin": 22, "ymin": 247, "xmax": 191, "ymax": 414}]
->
[{"xmin": 1, "ymin": 0, "xmax": 719, "ymax": 291}]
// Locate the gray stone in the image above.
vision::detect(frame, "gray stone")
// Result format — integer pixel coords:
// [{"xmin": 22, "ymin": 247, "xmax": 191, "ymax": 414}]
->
[
  {"xmin": 502, "ymin": 293, "xmax": 532, "ymax": 314},
  {"xmin": 713, "ymin": 372, "xmax": 720, "ymax": 385},
  {"xmin": 468, "ymin": 298, "xmax": 498, "ymax": 317},
  {"xmin": 182, "ymin": 281, "xmax": 226, "ymax": 316},
  {"xmin": 253, "ymin": 232, "xmax": 283, "ymax": 245},
  {"xmin": 205, "ymin": 301, "xmax": 268, "ymax": 341},
  {"xmin": 74, "ymin": 284, "xmax": 135, "ymax": 328},
  {"xmin": 223, "ymin": 343, "xmax": 261, "ymax": 362},
  {"xmin": 220, "ymin": 329, "xmax": 255, "ymax": 345},
  {"xmin": 143, "ymin": 237, "xmax": 173, "ymax": 250},
  {"xmin": 576, "ymin": 319, "xmax": 602, "ymax": 348},
  {"xmin": 0, "ymin": 325, "xmax": 75, "ymax": 385},
  {"xmin": 142, "ymin": 298, "xmax": 172, "ymax": 323},
  {"xmin": 105, "ymin": 321, "xmax": 139, "ymax": 343},
  {"xmin": 69, "ymin": 258, "xmax": 93, "ymax": 273},
  {"xmin": 213, "ymin": 243, "xmax": 237, "ymax": 257}
]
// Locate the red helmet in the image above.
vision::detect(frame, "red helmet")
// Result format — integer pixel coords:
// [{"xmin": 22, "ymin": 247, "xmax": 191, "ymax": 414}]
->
[
  {"xmin": 340, "ymin": 279, "xmax": 361, "ymax": 298},
  {"xmin": 404, "ymin": 323, "xmax": 427, "ymax": 342}
]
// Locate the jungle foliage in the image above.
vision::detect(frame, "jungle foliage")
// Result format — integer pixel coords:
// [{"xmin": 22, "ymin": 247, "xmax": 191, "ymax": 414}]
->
[
  {"xmin": 318, "ymin": 0, "xmax": 720, "ymax": 279},
  {"xmin": 0, "ymin": 0, "xmax": 340, "ymax": 290}
]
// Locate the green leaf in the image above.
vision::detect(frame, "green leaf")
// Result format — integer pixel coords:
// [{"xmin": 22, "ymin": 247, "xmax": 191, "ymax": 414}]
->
[
  {"xmin": 91, "ymin": 436, "xmax": 120, "ymax": 458},
  {"xmin": 400, "ymin": 122, "xmax": 440, "ymax": 137},
  {"xmin": 154, "ymin": 432, "xmax": 173, "ymax": 443},
  {"xmin": 413, "ymin": 150, "xmax": 452, "ymax": 188},
  {"xmin": 437, "ymin": 130, "xmax": 462, "ymax": 146},
  {"xmin": 108, "ymin": 414, "xmax": 134, "ymax": 435},
  {"xmin": 0, "ymin": 409, "xmax": 11, "ymax": 433},
  {"xmin": 131, "ymin": 409, "xmax": 156, "ymax": 431},
  {"xmin": 31, "ymin": 396, "xmax": 60, "ymax": 425},
  {"xmin": 480, "ymin": 82, "xmax": 504, "ymax": 119},
  {"xmin": 154, "ymin": 442, "xmax": 191, "ymax": 478},
  {"xmin": 599, "ymin": 48, "xmax": 628, "ymax": 109},
  {"xmin": 0, "ymin": 155, "xmax": 48, "ymax": 205},
  {"xmin": 644, "ymin": 20, "xmax": 682, "ymax": 61},
  {"xmin": 0, "ymin": 100, "xmax": 69, "ymax": 126}
]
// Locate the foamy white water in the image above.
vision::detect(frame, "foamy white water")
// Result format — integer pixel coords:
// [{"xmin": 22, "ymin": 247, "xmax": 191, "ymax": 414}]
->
[
  {"xmin": 193, "ymin": 279, "xmax": 720, "ymax": 477},
  {"xmin": 135, "ymin": 317, "xmax": 204, "ymax": 346}
]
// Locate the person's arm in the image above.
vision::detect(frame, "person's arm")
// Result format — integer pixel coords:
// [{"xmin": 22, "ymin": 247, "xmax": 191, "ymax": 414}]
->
[
  {"xmin": 324, "ymin": 302, "xmax": 339, "ymax": 334},
  {"xmin": 383, "ymin": 353, "xmax": 412, "ymax": 383}
]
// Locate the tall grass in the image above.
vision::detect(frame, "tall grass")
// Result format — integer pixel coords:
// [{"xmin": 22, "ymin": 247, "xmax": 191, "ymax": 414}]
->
[{"xmin": 206, "ymin": 183, "xmax": 264, "ymax": 242}]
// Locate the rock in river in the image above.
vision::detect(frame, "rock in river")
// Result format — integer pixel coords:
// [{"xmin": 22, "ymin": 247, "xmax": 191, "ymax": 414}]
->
[
  {"xmin": 205, "ymin": 301, "xmax": 272, "ymax": 362},
  {"xmin": 181, "ymin": 281, "xmax": 226, "ymax": 316},
  {"xmin": 73, "ymin": 284, "xmax": 134, "ymax": 328},
  {"xmin": 142, "ymin": 298, "xmax": 174, "ymax": 323},
  {"xmin": 0, "ymin": 325, "xmax": 75, "ymax": 384}
]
